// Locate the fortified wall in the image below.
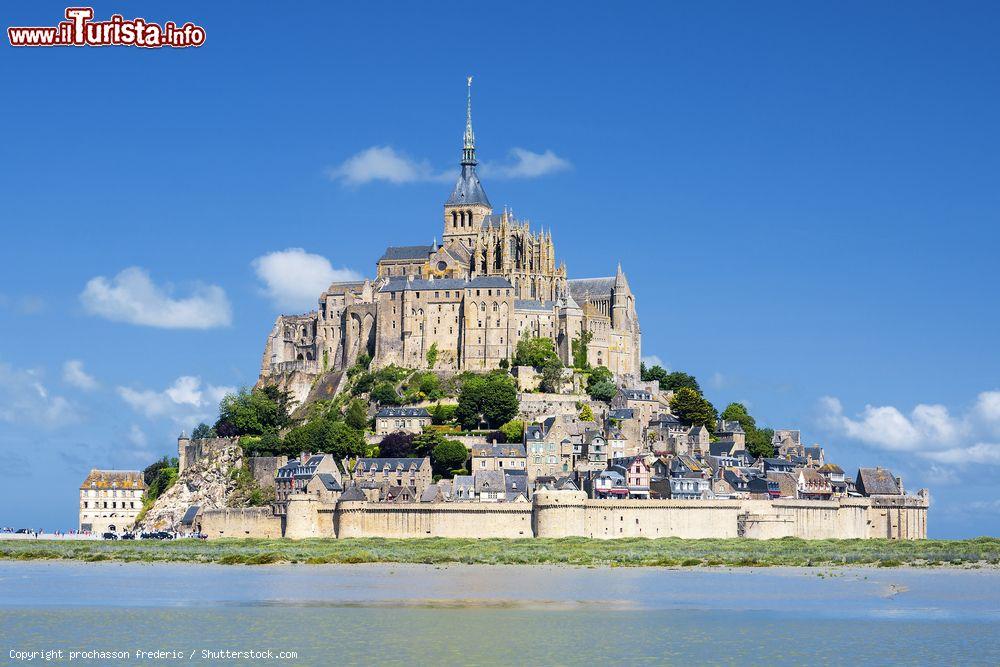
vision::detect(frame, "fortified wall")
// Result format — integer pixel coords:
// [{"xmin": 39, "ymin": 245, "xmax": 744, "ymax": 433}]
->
[{"xmin": 202, "ymin": 490, "xmax": 929, "ymax": 540}]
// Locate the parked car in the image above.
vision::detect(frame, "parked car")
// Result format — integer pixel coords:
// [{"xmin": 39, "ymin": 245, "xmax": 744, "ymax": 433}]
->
[
  {"xmin": 15, "ymin": 528, "xmax": 32, "ymax": 534},
  {"xmin": 120, "ymin": 533, "xmax": 135, "ymax": 540},
  {"xmin": 102, "ymin": 532, "xmax": 118, "ymax": 540},
  {"xmin": 155, "ymin": 531, "xmax": 174, "ymax": 540}
]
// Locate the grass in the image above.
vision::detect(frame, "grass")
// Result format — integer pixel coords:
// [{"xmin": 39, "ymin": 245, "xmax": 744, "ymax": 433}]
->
[{"xmin": 1, "ymin": 537, "xmax": 999, "ymax": 567}]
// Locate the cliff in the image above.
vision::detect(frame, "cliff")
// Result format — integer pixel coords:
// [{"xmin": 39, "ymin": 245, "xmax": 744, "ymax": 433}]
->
[{"xmin": 138, "ymin": 442, "xmax": 245, "ymax": 531}]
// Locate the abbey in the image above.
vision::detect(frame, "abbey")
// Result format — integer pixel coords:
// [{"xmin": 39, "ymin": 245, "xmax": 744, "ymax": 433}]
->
[{"xmin": 260, "ymin": 81, "xmax": 641, "ymax": 384}]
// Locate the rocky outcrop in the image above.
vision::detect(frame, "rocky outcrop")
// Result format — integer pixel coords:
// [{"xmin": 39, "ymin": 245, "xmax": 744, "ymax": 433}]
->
[{"xmin": 138, "ymin": 442, "xmax": 245, "ymax": 531}]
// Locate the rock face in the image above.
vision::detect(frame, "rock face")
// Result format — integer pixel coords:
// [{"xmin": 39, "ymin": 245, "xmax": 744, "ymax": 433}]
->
[{"xmin": 139, "ymin": 443, "xmax": 244, "ymax": 531}]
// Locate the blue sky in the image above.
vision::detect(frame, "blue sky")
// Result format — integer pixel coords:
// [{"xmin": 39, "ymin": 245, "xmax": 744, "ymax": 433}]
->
[{"xmin": 1, "ymin": 1, "xmax": 998, "ymax": 537}]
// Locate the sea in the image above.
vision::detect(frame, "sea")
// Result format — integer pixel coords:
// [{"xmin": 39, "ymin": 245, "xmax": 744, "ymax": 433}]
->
[{"xmin": 1, "ymin": 562, "xmax": 997, "ymax": 665}]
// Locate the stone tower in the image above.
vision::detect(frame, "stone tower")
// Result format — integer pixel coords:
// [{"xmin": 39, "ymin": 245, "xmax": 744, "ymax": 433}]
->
[{"xmin": 443, "ymin": 76, "xmax": 492, "ymax": 249}]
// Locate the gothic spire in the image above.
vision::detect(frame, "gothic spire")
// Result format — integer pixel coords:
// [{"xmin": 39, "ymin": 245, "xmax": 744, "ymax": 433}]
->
[
  {"xmin": 446, "ymin": 76, "xmax": 491, "ymax": 208},
  {"xmin": 462, "ymin": 75, "xmax": 476, "ymax": 165}
]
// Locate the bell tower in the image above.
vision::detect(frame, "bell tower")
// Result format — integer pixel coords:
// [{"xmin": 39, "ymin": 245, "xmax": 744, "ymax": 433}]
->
[{"xmin": 443, "ymin": 76, "xmax": 492, "ymax": 249}]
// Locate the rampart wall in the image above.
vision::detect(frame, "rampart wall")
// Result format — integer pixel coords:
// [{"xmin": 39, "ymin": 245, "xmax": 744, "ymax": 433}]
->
[
  {"xmin": 201, "ymin": 507, "xmax": 282, "ymax": 538},
  {"xmin": 203, "ymin": 490, "xmax": 929, "ymax": 540}
]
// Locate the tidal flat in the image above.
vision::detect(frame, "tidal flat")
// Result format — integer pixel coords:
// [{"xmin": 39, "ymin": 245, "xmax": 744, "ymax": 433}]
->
[
  {"xmin": 2, "ymin": 561, "xmax": 999, "ymax": 665},
  {"xmin": 2, "ymin": 536, "xmax": 999, "ymax": 567}
]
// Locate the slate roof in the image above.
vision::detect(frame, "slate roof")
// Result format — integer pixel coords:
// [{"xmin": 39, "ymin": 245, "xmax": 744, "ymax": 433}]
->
[
  {"xmin": 514, "ymin": 299, "xmax": 556, "ymax": 312},
  {"xmin": 314, "ymin": 472, "xmax": 343, "ymax": 492},
  {"xmin": 379, "ymin": 276, "xmax": 512, "ymax": 293},
  {"xmin": 80, "ymin": 469, "xmax": 146, "ymax": 490},
  {"xmin": 179, "ymin": 505, "xmax": 201, "ymax": 525},
  {"xmin": 354, "ymin": 457, "xmax": 429, "ymax": 472},
  {"xmin": 717, "ymin": 419, "xmax": 745, "ymax": 434},
  {"xmin": 378, "ymin": 245, "xmax": 434, "ymax": 262},
  {"xmin": 567, "ymin": 277, "xmax": 615, "ymax": 303},
  {"xmin": 339, "ymin": 484, "xmax": 367, "ymax": 501},
  {"xmin": 376, "ymin": 407, "xmax": 430, "ymax": 418},
  {"xmin": 620, "ymin": 388, "xmax": 654, "ymax": 401},
  {"xmin": 609, "ymin": 408, "xmax": 634, "ymax": 420},
  {"xmin": 805, "ymin": 446, "xmax": 824, "ymax": 459},
  {"xmin": 419, "ymin": 484, "xmax": 443, "ymax": 503},
  {"xmin": 446, "ymin": 164, "xmax": 491, "ymax": 207},
  {"xmin": 504, "ymin": 471, "xmax": 529, "ymax": 501},
  {"xmin": 856, "ymin": 467, "xmax": 901, "ymax": 496},
  {"xmin": 473, "ymin": 443, "xmax": 526, "ymax": 458},
  {"xmin": 475, "ymin": 470, "xmax": 505, "ymax": 493},
  {"xmin": 452, "ymin": 475, "xmax": 475, "ymax": 499}
]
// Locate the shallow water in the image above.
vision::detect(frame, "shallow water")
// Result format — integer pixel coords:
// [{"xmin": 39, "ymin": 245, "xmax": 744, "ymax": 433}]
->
[{"xmin": 1, "ymin": 563, "xmax": 998, "ymax": 665}]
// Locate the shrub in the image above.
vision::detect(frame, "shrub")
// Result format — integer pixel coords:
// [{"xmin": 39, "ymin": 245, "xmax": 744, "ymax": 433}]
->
[
  {"xmin": 431, "ymin": 439, "xmax": 468, "ymax": 476},
  {"xmin": 371, "ymin": 382, "xmax": 401, "ymax": 406},
  {"xmin": 513, "ymin": 336, "xmax": 560, "ymax": 368}
]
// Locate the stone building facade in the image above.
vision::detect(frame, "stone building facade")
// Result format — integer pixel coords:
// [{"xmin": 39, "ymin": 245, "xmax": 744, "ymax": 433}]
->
[
  {"xmin": 259, "ymin": 81, "xmax": 641, "ymax": 389},
  {"xmin": 78, "ymin": 469, "xmax": 147, "ymax": 534}
]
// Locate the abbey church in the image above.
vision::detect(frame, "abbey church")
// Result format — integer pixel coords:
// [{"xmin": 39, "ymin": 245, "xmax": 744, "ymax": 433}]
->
[{"xmin": 260, "ymin": 81, "xmax": 641, "ymax": 385}]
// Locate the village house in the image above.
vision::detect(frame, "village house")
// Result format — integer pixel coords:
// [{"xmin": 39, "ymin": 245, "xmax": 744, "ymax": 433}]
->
[
  {"xmin": 609, "ymin": 455, "xmax": 651, "ymax": 499},
  {"xmin": 79, "ymin": 470, "xmax": 146, "ymax": 534},
  {"xmin": 817, "ymin": 463, "xmax": 848, "ymax": 496},
  {"xmin": 472, "ymin": 443, "xmax": 528, "ymax": 476},
  {"xmin": 796, "ymin": 467, "xmax": 833, "ymax": 500},
  {"xmin": 856, "ymin": 467, "xmax": 903, "ymax": 496},
  {"xmin": 524, "ymin": 423, "xmax": 563, "ymax": 480},
  {"xmin": 374, "ymin": 406, "xmax": 432, "ymax": 436},
  {"xmin": 274, "ymin": 454, "xmax": 341, "ymax": 515},
  {"xmin": 345, "ymin": 457, "xmax": 433, "ymax": 499}
]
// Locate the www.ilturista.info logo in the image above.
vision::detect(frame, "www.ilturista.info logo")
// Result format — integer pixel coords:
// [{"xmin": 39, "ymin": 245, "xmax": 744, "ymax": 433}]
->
[{"xmin": 8, "ymin": 7, "xmax": 205, "ymax": 48}]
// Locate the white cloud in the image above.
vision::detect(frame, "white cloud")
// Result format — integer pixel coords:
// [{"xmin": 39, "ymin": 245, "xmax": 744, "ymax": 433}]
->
[
  {"xmin": 819, "ymin": 392, "xmax": 1000, "ymax": 465},
  {"xmin": 117, "ymin": 375, "xmax": 235, "ymax": 429},
  {"xmin": 62, "ymin": 360, "xmax": 98, "ymax": 391},
  {"xmin": 481, "ymin": 148, "xmax": 572, "ymax": 179},
  {"xmin": 252, "ymin": 248, "xmax": 363, "ymax": 312},
  {"xmin": 80, "ymin": 267, "xmax": 231, "ymax": 329},
  {"xmin": 975, "ymin": 391, "xmax": 1000, "ymax": 432},
  {"xmin": 642, "ymin": 355, "xmax": 667, "ymax": 369},
  {"xmin": 327, "ymin": 146, "xmax": 452, "ymax": 185},
  {"xmin": 0, "ymin": 362, "xmax": 78, "ymax": 428},
  {"xmin": 327, "ymin": 146, "xmax": 570, "ymax": 186},
  {"xmin": 126, "ymin": 424, "xmax": 147, "ymax": 448}
]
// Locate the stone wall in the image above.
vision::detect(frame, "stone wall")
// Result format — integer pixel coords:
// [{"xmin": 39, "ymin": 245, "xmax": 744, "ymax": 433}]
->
[
  {"xmin": 178, "ymin": 437, "xmax": 239, "ymax": 474},
  {"xmin": 201, "ymin": 507, "xmax": 282, "ymax": 539},
  {"xmin": 209, "ymin": 490, "xmax": 930, "ymax": 541},
  {"xmin": 248, "ymin": 456, "xmax": 287, "ymax": 491},
  {"xmin": 330, "ymin": 502, "xmax": 533, "ymax": 539}
]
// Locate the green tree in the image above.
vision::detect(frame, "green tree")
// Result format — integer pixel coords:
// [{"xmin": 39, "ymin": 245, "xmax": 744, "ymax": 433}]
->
[
  {"xmin": 283, "ymin": 419, "xmax": 367, "ymax": 460},
  {"xmin": 191, "ymin": 422, "xmax": 216, "ymax": 439},
  {"xmin": 215, "ymin": 386, "xmax": 293, "ymax": 437},
  {"xmin": 587, "ymin": 365, "xmax": 613, "ymax": 388},
  {"xmin": 661, "ymin": 371, "xmax": 701, "ymax": 394},
  {"xmin": 571, "ymin": 330, "xmax": 593, "ymax": 369},
  {"xmin": 720, "ymin": 402, "xmax": 775, "ymax": 459},
  {"xmin": 721, "ymin": 402, "xmax": 755, "ymax": 433},
  {"xmin": 641, "ymin": 364, "xmax": 669, "ymax": 385},
  {"xmin": 370, "ymin": 381, "xmax": 401, "ymax": 405},
  {"xmin": 670, "ymin": 387, "xmax": 717, "ymax": 430},
  {"xmin": 455, "ymin": 372, "xmax": 518, "ymax": 430},
  {"xmin": 588, "ymin": 379, "xmax": 617, "ymax": 403},
  {"xmin": 430, "ymin": 402, "xmax": 458, "ymax": 425},
  {"xmin": 344, "ymin": 399, "xmax": 369, "ymax": 431},
  {"xmin": 499, "ymin": 419, "xmax": 524, "ymax": 443},
  {"xmin": 579, "ymin": 403, "xmax": 595, "ymax": 421},
  {"xmin": 513, "ymin": 336, "xmax": 560, "ymax": 368},
  {"xmin": 412, "ymin": 430, "xmax": 449, "ymax": 457},
  {"xmin": 378, "ymin": 431, "xmax": 416, "ymax": 458},
  {"xmin": 431, "ymin": 439, "xmax": 468, "ymax": 477},
  {"xmin": 539, "ymin": 358, "xmax": 565, "ymax": 393},
  {"xmin": 426, "ymin": 342, "xmax": 439, "ymax": 368},
  {"xmin": 747, "ymin": 427, "xmax": 775, "ymax": 459}
]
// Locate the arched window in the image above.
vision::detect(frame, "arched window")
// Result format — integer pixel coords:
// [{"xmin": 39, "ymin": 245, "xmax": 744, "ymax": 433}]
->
[{"xmin": 452, "ymin": 211, "xmax": 457, "ymax": 228}]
